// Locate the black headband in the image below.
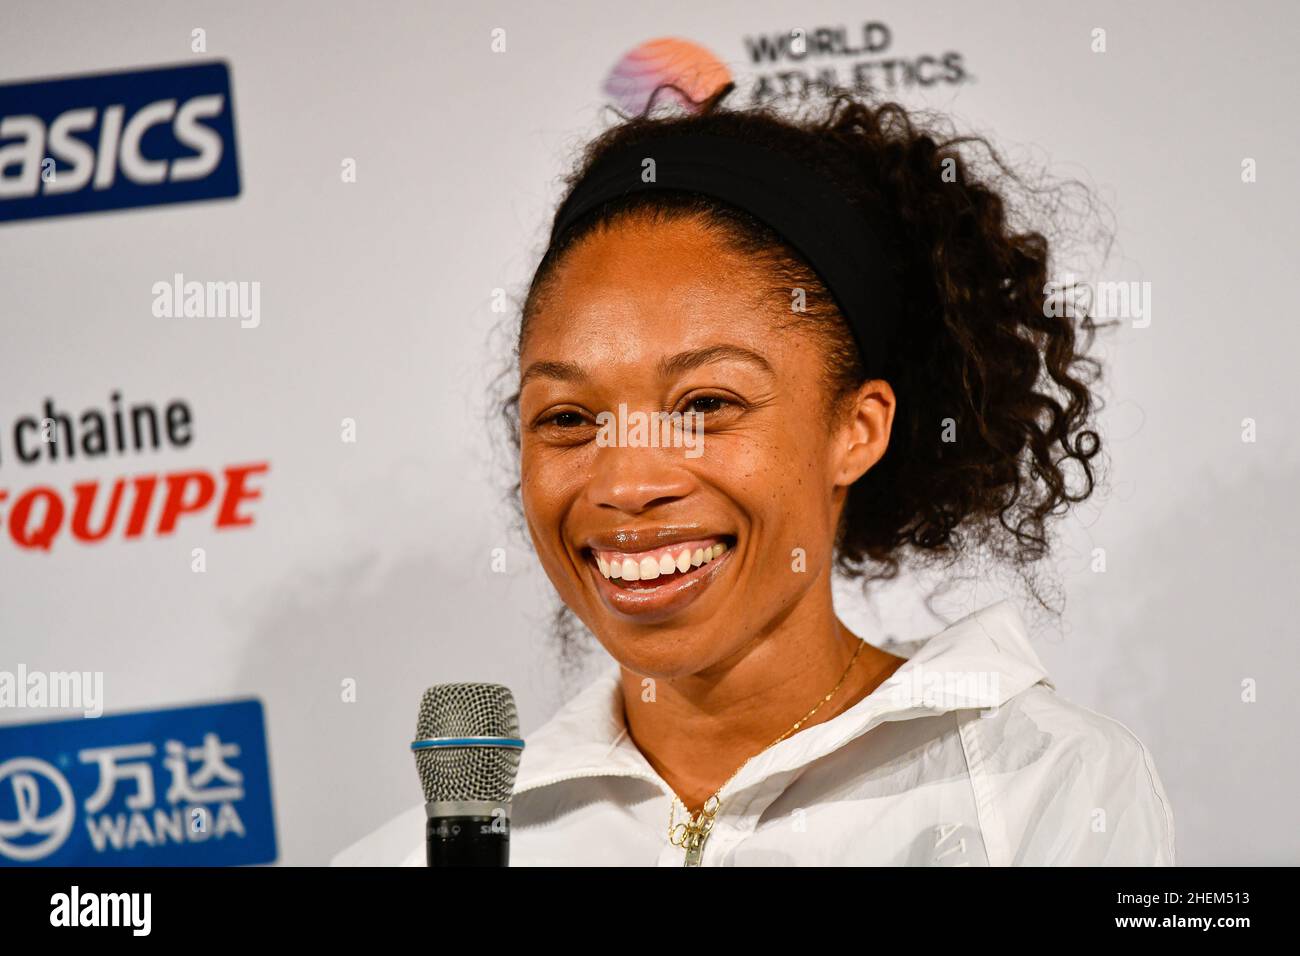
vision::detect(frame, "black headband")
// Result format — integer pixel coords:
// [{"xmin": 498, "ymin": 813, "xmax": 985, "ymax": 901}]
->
[{"xmin": 547, "ymin": 131, "xmax": 900, "ymax": 368}]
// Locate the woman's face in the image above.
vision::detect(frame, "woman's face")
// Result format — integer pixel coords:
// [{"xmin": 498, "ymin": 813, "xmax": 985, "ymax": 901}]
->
[{"xmin": 518, "ymin": 215, "xmax": 892, "ymax": 679}]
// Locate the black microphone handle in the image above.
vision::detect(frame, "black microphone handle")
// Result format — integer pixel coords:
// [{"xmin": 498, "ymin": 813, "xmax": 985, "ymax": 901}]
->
[{"xmin": 425, "ymin": 804, "xmax": 511, "ymax": 867}]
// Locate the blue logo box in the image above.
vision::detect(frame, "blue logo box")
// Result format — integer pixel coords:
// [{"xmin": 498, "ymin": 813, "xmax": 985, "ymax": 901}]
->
[
  {"xmin": 0, "ymin": 698, "xmax": 277, "ymax": 866},
  {"xmin": 0, "ymin": 61, "xmax": 241, "ymax": 222}
]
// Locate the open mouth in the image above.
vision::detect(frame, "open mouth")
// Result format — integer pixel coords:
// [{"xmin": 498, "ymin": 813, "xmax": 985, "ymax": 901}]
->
[
  {"xmin": 587, "ymin": 535, "xmax": 734, "ymax": 590},
  {"xmin": 580, "ymin": 533, "xmax": 737, "ymax": 620}
]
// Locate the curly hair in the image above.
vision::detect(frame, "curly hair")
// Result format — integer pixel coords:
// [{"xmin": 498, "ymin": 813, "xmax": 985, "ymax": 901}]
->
[{"xmin": 497, "ymin": 81, "xmax": 1110, "ymax": 648}]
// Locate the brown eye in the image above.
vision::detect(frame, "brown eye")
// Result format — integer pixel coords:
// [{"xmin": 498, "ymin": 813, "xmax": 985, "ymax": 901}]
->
[
  {"xmin": 545, "ymin": 411, "xmax": 586, "ymax": 428},
  {"xmin": 684, "ymin": 395, "xmax": 731, "ymax": 415}
]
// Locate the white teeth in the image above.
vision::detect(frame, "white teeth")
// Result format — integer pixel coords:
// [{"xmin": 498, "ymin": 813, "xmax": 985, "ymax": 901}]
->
[{"xmin": 594, "ymin": 540, "xmax": 730, "ymax": 583}]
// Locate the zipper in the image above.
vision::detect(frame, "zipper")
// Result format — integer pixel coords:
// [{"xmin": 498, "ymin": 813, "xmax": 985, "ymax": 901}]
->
[
  {"xmin": 675, "ymin": 793, "xmax": 725, "ymax": 867},
  {"xmin": 683, "ymin": 836, "xmax": 708, "ymax": 867},
  {"xmin": 516, "ymin": 768, "xmax": 726, "ymax": 866}
]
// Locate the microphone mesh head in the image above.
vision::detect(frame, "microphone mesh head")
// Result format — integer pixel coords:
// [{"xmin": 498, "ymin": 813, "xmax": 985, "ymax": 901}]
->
[{"xmin": 414, "ymin": 683, "xmax": 521, "ymax": 803}]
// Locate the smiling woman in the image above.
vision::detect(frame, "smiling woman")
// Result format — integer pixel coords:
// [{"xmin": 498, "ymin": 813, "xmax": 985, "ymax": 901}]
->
[{"xmin": 336, "ymin": 81, "xmax": 1175, "ymax": 868}]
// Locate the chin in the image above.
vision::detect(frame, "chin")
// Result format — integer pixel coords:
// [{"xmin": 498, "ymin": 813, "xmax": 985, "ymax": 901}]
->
[{"xmin": 591, "ymin": 624, "xmax": 730, "ymax": 681}]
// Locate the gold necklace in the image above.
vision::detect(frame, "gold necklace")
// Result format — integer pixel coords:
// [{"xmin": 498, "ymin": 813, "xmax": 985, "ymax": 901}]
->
[{"xmin": 666, "ymin": 638, "xmax": 866, "ymax": 865}]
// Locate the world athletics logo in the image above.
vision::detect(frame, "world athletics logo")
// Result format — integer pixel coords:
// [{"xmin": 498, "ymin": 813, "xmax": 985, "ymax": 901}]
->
[{"xmin": 602, "ymin": 25, "xmax": 972, "ymax": 114}]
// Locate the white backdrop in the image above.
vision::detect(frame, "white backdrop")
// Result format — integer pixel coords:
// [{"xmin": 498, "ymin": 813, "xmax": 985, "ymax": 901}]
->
[{"xmin": 1, "ymin": 0, "xmax": 1297, "ymax": 865}]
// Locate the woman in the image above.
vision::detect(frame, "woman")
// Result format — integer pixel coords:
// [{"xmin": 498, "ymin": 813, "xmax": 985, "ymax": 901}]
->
[{"xmin": 337, "ymin": 82, "xmax": 1174, "ymax": 866}]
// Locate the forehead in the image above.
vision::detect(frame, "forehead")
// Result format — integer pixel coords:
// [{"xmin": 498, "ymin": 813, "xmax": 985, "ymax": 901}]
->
[{"xmin": 523, "ymin": 215, "xmax": 776, "ymax": 364}]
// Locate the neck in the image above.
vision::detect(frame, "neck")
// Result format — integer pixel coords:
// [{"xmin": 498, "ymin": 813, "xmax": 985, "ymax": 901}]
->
[{"xmin": 618, "ymin": 580, "xmax": 905, "ymax": 815}]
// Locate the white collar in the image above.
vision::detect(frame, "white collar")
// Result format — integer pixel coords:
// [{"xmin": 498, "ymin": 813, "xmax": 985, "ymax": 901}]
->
[{"xmin": 513, "ymin": 599, "xmax": 1053, "ymax": 801}]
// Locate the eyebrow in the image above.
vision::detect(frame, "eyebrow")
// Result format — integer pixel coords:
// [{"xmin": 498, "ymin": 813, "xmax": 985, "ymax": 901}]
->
[{"xmin": 519, "ymin": 344, "xmax": 774, "ymax": 389}]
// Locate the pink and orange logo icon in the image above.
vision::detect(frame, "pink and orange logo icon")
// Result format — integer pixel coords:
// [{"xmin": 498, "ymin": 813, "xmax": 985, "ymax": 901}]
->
[{"xmin": 603, "ymin": 38, "xmax": 732, "ymax": 115}]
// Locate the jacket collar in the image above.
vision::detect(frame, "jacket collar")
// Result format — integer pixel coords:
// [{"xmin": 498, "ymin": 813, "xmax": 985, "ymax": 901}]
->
[{"xmin": 513, "ymin": 599, "xmax": 1053, "ymax": 799}]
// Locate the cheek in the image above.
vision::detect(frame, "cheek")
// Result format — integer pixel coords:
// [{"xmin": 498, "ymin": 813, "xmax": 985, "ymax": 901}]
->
[
  {"xmin": 713, "ymin": 423, "xmax": 835, "ymax": 560},
  {"xmin": 520, "ymin": 445, "xmax": 585, "ymax": 542},
  {"xmin": 520, "ymin": 451, "xmax": 555, "ymax": 518}
]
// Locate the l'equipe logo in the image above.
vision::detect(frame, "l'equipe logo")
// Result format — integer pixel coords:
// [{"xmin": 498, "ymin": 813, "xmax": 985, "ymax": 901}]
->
[{"xmin": 0, "ymin": 61, "xmax": 241, "ymax": 223}]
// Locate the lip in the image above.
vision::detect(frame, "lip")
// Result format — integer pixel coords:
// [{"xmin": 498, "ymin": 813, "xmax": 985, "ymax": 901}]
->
[
  {"xmin": 579, "ymin": 529, "xmax": 736, "ymax": 623},
  {"xmin": 583, "ymin": 527, "xmax": 724, "ymax": 553}
]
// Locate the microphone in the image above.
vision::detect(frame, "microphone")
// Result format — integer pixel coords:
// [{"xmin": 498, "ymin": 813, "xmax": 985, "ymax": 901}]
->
[{"xmin": 410, "ymin": 683, "xmax": 524, "ymax": 867}]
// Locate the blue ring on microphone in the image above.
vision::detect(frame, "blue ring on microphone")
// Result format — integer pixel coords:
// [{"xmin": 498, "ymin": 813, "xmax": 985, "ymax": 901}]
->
[{"xmin": 411, "ymin": 736, "xmax": 525, "ymax": 751}]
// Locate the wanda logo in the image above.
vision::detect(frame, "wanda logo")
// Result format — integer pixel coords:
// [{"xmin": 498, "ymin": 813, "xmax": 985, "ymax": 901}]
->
[{"xmin": 0, "ymin": 757, "xmax": 75, "ymax": 861}]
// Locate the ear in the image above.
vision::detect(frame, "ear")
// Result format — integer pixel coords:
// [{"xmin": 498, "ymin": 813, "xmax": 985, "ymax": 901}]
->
[{"xmin": 831, "ymin": 378, "xmax": 896, "ymax": 489}]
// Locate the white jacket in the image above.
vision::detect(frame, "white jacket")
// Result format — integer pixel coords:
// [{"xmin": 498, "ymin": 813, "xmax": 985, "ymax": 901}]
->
[{"xmin": 334, "ymin": 600, "xmax": 1175, "ymax": 866}]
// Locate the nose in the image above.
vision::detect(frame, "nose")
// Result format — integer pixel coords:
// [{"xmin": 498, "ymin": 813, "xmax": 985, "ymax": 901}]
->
[{"xmin": 585, "ymin": 443, "xmax": 695, "ymax": 515}]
